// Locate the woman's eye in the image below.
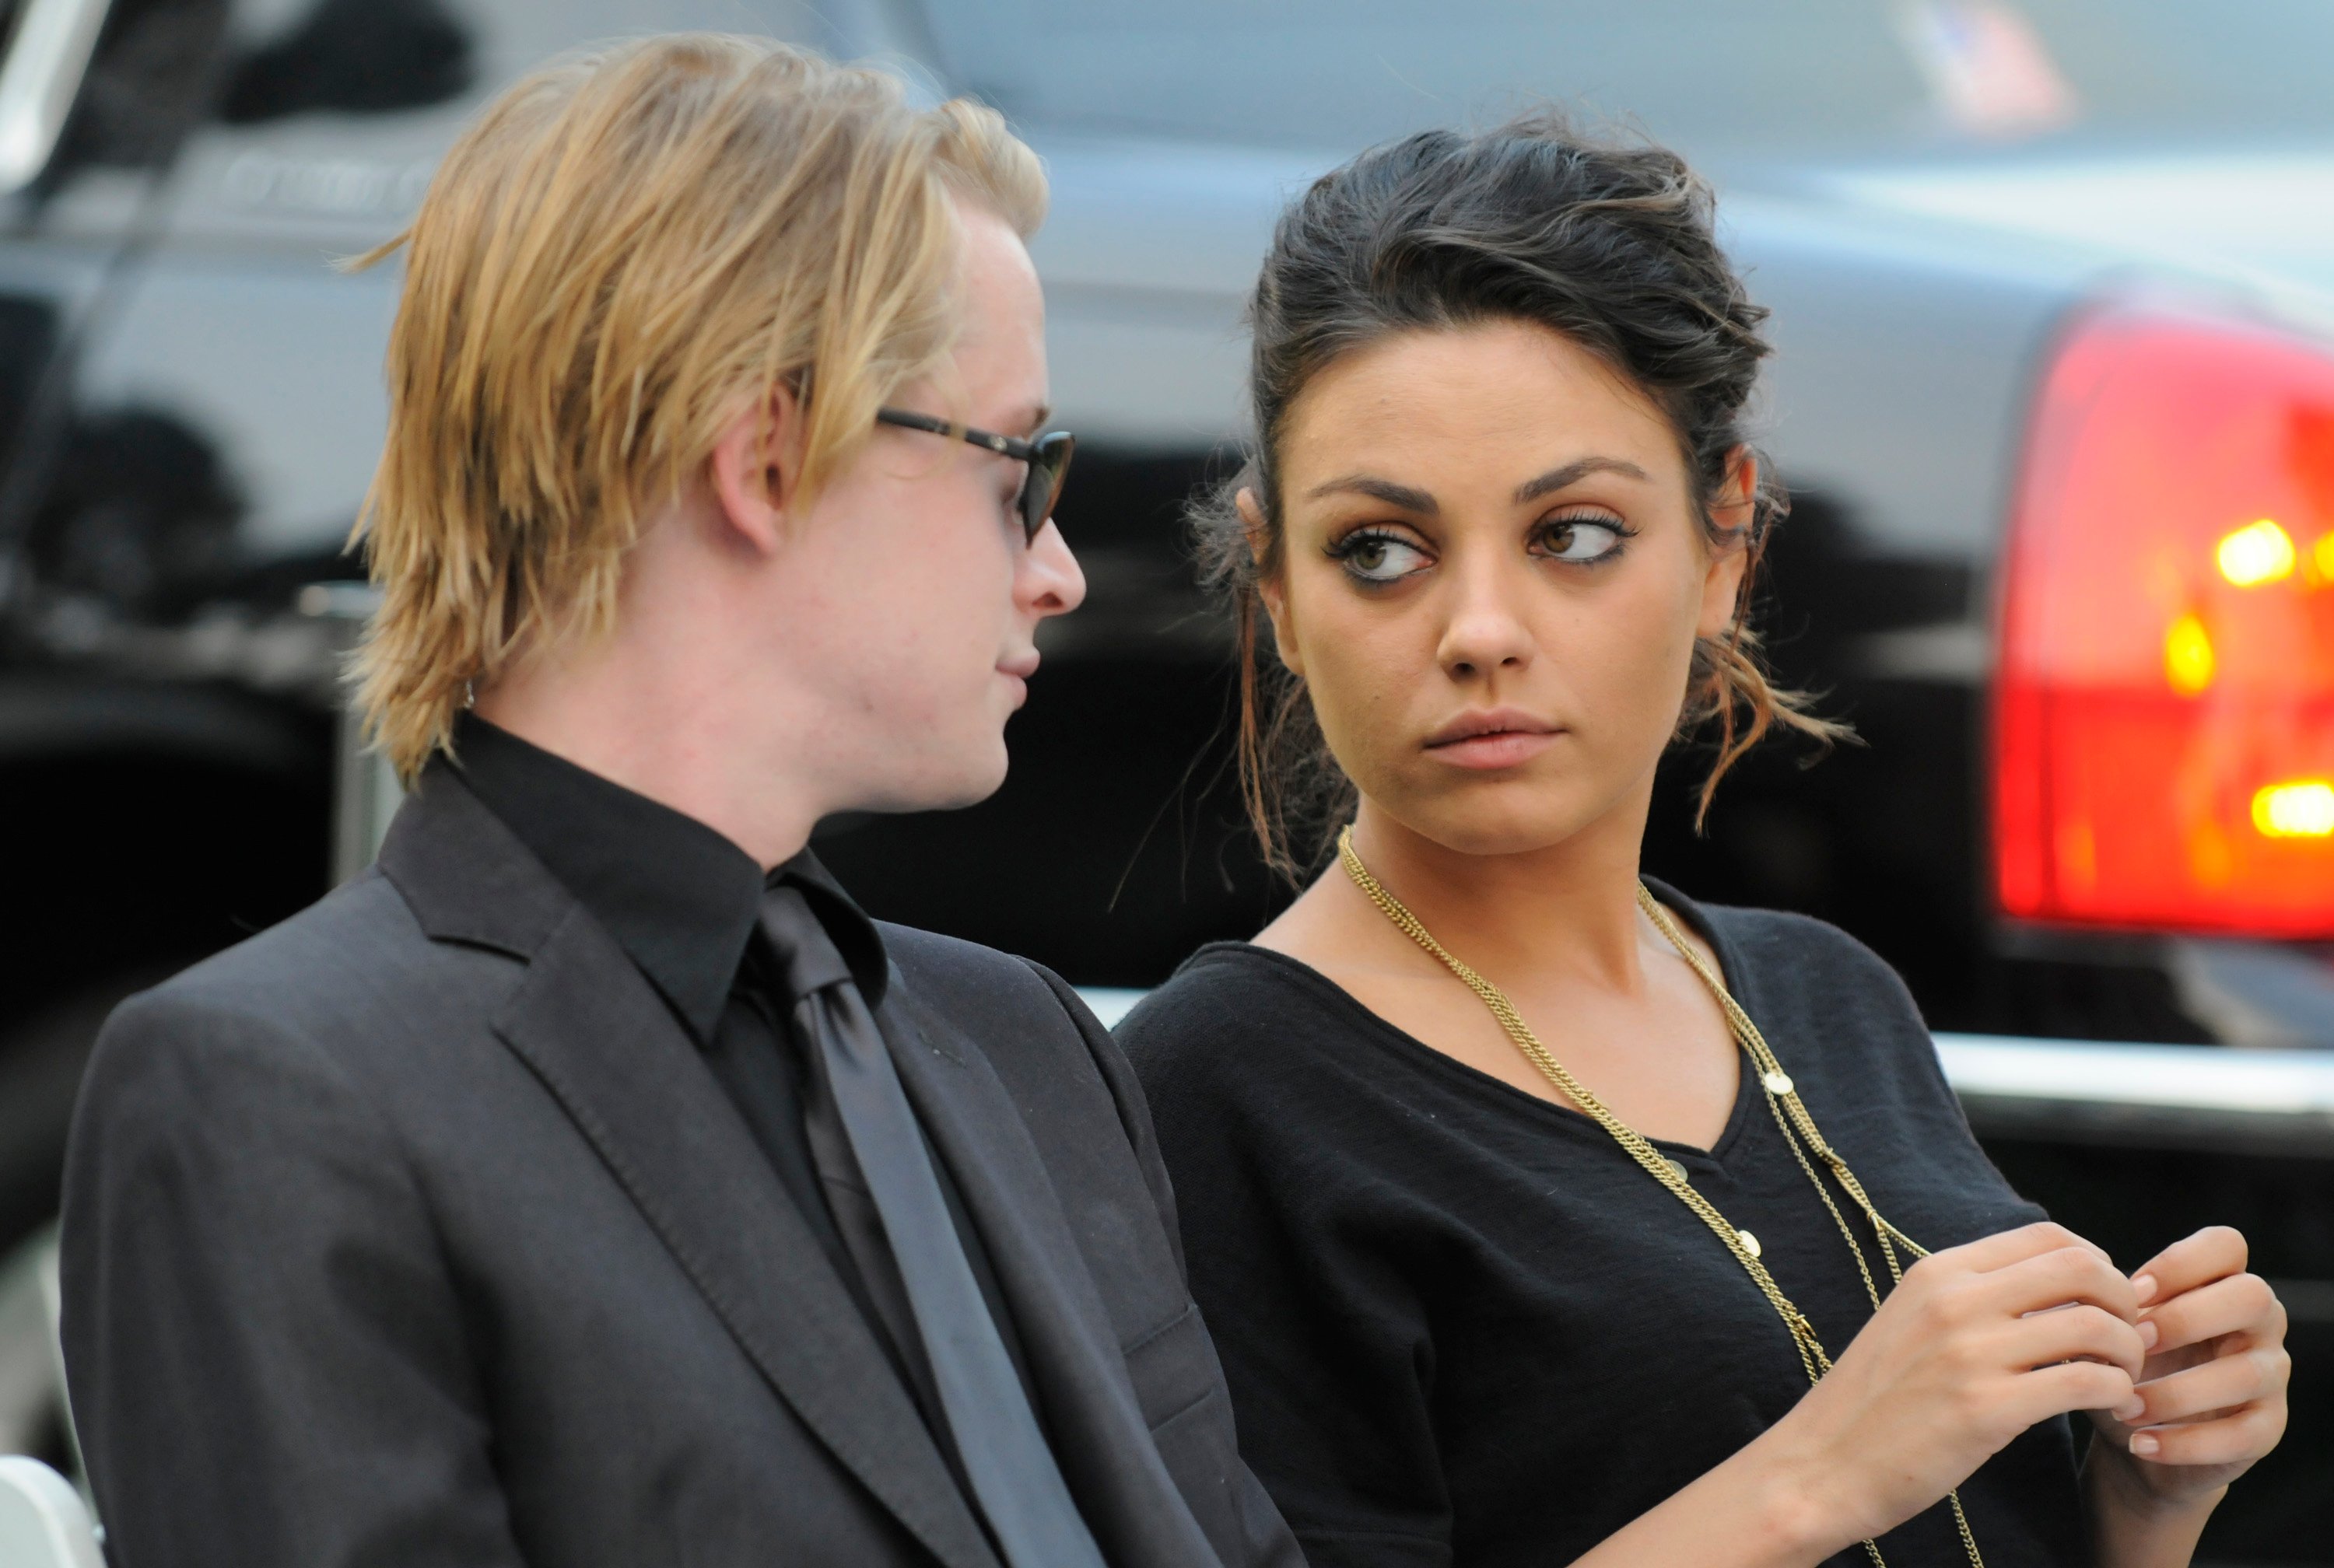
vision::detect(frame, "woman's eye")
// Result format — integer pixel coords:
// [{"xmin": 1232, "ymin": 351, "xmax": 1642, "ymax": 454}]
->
[
  {"xmin": 1333, "ymin": 532, "xmax": 1432, "ymax": 583},
  {"xmin": 1537, "ymin": 517, "xmax": 1628, "ymax": 564}
]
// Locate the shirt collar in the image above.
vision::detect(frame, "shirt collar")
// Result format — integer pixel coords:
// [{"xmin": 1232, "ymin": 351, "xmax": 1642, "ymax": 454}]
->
[{"xmin": 450, "ymin": 715, "xmax": 887, "ymax": 1040}]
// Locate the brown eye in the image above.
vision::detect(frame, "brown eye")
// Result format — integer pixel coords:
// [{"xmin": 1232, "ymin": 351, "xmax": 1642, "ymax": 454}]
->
[
  {"xmin": 1331, "ymin": 530, "xmax": 1431, "ymax": 583},
  {"xmin": 1537, "ymin": 517, "xmax": 1628, "ymax": 563}
]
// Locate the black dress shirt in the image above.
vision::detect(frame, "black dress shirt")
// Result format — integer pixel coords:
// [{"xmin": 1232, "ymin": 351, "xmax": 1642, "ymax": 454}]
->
[{"xmin": 450, "ymin": 715, "xmax": 1032, "ymax": 1452}]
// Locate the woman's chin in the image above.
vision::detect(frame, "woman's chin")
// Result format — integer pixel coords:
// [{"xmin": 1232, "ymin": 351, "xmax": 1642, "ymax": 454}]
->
[{"xmin": 1376, "ymin": 778, "xmax": 1622, "ymax": 860}]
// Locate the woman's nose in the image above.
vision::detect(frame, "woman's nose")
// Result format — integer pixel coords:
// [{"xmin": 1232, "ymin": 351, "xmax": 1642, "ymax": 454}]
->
[{"xmin": 1436, "ymin": 558, "xmax": 1534, "ymax": 678}]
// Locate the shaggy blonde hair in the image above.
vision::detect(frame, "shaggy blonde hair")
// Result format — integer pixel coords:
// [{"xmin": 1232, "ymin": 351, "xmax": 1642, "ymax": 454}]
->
[{"xmin": 349, "ymin": 33, "xmax": 1047, "ymax": 780}]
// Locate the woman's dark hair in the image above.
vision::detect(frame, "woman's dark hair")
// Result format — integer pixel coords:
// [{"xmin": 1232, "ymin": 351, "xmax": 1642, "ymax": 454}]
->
[{"xmin": 1193, "ymin": 109, "xmax": 1850, "ymax": 880}]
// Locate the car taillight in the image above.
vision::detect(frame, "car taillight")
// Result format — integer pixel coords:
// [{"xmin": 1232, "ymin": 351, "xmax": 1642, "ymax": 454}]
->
[{"xmin": 1996, "ymin": 301, "xmax": 2334, "ymax": 936}]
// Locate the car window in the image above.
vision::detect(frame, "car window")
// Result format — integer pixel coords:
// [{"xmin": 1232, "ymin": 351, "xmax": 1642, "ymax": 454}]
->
[{"xmin": 920, "ymin": 0, "xmax": 2334, "ymax": 162}]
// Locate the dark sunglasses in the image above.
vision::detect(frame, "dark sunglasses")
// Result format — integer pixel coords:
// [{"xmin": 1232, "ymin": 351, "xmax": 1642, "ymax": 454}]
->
[{"xmin": 874, "ymin": 407, "xmax": 1075, "ymax": 544}]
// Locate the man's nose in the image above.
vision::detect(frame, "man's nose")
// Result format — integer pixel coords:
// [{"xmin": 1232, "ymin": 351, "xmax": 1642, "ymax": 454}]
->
[{"xmin": 1022, "ymin": 520, "xmax": 1086, "ymax": 616}]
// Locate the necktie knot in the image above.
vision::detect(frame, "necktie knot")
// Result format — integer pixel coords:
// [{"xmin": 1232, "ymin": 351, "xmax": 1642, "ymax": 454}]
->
[{"xmin": 758, "ymin": 884, "xmax": 856, "ymax": 1000}]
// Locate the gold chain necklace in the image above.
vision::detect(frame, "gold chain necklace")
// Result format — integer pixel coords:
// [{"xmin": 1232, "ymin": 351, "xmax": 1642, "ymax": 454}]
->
[{"xmin": 1336, "ymin": 827, "xmax": 1985, "ymax": 1568}]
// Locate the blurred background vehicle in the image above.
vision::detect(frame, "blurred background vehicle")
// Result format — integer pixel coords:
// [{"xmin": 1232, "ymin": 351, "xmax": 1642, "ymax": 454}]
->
[{"xmin": 0, "ymin": 0, "xmax": 2329, "ymax": 1557}]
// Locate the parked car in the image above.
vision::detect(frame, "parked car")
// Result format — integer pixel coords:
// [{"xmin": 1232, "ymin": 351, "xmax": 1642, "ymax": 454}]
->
[{"xmin": 0, "ymin": 0, "xmax": 2328, "ymax": 1556}]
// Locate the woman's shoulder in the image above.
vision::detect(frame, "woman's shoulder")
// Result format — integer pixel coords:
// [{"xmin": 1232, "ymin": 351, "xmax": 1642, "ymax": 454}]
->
[
  {"xmin": 1113, "ymin": 942, "xmax": 1350, "ymax": 1091},
  {"xmin": 1657, "ymin": 883, "xmax": 1957, "ymax": 1095},
  {"xmin": 1116, "ymin": 940, "xmax": 1323, "ymax": 1038},
  {"xmin": 1681, "ymin": 894, "xmax": 1910, "ymax": 999}
]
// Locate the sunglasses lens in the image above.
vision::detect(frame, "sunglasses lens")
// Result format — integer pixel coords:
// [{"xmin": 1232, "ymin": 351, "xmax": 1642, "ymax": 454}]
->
[{"xmin": 1022, "ymin": 433, "xmax": 1074, "ymax": 542}]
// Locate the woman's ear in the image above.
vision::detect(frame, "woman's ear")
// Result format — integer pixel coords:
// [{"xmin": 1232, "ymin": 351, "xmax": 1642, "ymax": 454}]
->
[
  {"xmin": 1696, "ymin": 446, "xmax": 1758, "ymax": 640},
  {"xmin": 708, "ymin": 384, "xmax": 809, "ymax": 555},
  {"xmin": 1239, "ymin": 486, "xmax": 1303, "ymax": 679}
]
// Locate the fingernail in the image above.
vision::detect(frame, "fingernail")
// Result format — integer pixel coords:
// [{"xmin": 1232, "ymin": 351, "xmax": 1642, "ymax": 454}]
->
[
  {"xmin": 2138, "ymin": 1319, "xmax": 2160, "ymax": 1349},
  {"xmin": 2115, "ymin": 1398, "xmax": 2147, "ymax": 1422},
  {"xmin": 2130, "ymin": 1432, "xmax": 2160, "ymax": 1458},
  {"xmin": 2133, "ymin": 1274, "xmax": 2159, "ymax": 1305}
]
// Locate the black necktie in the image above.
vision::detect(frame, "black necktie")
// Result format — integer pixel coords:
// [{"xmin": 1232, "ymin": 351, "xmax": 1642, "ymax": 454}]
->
[{"xmin": 759, "ymin": 887, "xmax": 1108, "ymax": 1568}]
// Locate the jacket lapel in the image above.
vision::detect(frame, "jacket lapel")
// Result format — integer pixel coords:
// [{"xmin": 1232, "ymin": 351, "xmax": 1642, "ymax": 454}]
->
[
  {"xmin": 878, "ymin": 985, "xmax": 1221, "ymax": 1568},
  {"xmin": 380, "ymin": 771, "xmax": 998, "ymax": 1568}
]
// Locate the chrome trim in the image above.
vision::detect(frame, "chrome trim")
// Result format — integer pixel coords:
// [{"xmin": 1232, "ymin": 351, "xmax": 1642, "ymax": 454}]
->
[
  {"xmin": 1078, "ymin": 988, "xmax": 1146, "ymax": 1029},
  {"xmin": 1935, "ymin": 1033, "xmax": 2334, "ymax": 1155},
  {"xmin": 0, "ymin": 0, "xmax": 110, "ymax": 195}
]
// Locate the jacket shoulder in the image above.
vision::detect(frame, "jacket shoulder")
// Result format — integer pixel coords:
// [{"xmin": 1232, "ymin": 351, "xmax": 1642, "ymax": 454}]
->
[
  {"xmin": 94, "ymin": 866, "xmax": 518, "ymax": 1099},
  {"xmin": 128, "ymin": 869, "xmax": 429, "ymax": 1024},
  {"xmin": 879, "ymin": 921, "xmax": 1071, "ymax": 1032},
  {"xmin": 877, "ymin": 921, "xmax": 1146, "ymax": 1143}
]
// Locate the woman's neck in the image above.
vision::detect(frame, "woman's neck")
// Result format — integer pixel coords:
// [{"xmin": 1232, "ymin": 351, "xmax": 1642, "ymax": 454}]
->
[{"xmin": 1336, "ymin": 792, "xmax": 1657, "ymax": 992}]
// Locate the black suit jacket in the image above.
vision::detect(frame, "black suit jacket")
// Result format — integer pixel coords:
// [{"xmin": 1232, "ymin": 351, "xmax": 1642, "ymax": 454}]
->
[{"xmin": 60, "ymin": 767, "xmax": 1300, "ymax": 1568}]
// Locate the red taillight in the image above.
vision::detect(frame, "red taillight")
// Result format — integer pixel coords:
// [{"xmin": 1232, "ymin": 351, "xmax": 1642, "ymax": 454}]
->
[{"xmin": 1996, "ymin": 302, "xmax": 2334, "ymax": 936}]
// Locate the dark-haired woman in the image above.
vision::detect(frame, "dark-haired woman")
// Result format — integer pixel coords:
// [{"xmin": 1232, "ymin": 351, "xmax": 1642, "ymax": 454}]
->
[{"xmin": 1116, "ymin": 117, "xmax": 2287, "ymax": 1568}]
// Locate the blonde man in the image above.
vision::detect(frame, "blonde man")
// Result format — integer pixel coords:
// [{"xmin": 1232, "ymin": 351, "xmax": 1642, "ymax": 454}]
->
[{"xmin": 58, "ymin": 37, "xmax": 1298, "ymax": 1568}]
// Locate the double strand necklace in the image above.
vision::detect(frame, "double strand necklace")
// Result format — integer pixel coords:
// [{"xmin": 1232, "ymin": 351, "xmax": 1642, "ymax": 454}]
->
[{"xmin": 1336, "ymin": 827, "xmax": 1985, "ymax": 1568}]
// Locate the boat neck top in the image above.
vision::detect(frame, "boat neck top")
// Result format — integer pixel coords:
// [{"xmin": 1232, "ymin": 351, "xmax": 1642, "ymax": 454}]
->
[{"xmin": 1117, "ymin": 882, "xmax": 2083, "ymax": 1568}]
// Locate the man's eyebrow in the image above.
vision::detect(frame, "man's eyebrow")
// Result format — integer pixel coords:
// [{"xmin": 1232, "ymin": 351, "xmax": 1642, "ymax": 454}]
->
[
  {"xmin": 1005, "ymin": 403, "xmax": 1051, "ymax": 437},
  {"xmin": 1514, "ymin": 457, "xmax": 1650, "ymax": 504},
  {"xmin": 1304, "ymin": 474, "xmax": 1439, "ymax": 513}
]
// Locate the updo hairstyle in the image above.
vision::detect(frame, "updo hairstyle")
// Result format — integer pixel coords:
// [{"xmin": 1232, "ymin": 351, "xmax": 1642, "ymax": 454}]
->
[{"xmin": 1191, "ymin": 110, "xmax": 1849, "ymax": 879}]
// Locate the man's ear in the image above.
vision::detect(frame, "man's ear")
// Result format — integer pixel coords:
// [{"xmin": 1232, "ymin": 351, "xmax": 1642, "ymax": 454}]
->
[
  {"xmin": 708, "ymin": 384, "xmax": 809, "ymax": 555},
  {"xmin": 1697, "ymin": 446, "xmax": 1758, "ymax": 641},
  {"xmin": 1238, "ymin": 485, "xmax": 1302, "ymax": 679}
]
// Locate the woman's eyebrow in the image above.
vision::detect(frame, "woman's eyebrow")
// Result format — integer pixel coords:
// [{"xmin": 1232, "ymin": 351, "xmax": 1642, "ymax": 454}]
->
[
  {"xmin": 1513, "ymin": 456, "xmax": 1649, "ymax": 504},
  {"xmin": 1304, "ymin": 474, "xmax": 1438, "ymax": 513}
]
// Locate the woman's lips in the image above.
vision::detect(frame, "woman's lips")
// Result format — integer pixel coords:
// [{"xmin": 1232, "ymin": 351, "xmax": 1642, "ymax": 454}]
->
[
  {"xmin": 1426, "ymin": 730, "xmax": 1557, "ymax": 769},
  {"xmin": 1424, "ymin": 709, "xmax": 1561, "ymax": 770}
]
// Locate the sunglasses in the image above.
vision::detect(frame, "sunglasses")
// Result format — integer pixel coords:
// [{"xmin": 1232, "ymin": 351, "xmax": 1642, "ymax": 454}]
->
[{"xmin": 874, "ymin": 408, "xmax": 1075, "ymax": 545}]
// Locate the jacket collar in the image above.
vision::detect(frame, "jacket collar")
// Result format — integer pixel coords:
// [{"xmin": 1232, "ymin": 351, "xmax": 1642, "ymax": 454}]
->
[
  {"xmin": 449, "ymin": 718, "xmax": 764, "ymax": 1041},
  {"xmin": 377, "ymin": 760, "xmax": 569, "ymax": 960},
  {"xmin": 438, "ymin": 723, "xmax": 892, "ymax": 1038}
]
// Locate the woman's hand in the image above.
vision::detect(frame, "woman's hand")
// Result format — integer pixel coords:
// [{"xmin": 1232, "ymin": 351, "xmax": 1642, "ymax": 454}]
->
[
  {"xmin": 2087, "ymin": 1227, "xmax": 2290, "ymax": 1509},
  {"xmin": 1754, "ymin": 1221, "xmax": 2147, "ymax": 1554}
]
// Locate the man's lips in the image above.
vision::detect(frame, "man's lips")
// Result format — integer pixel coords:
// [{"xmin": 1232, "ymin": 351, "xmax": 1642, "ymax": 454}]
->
[
  {"xmin": 998, "ymin": 653, "xmax": 1039, "ymax": 707},
  {"xmin": 1424, "ymin": 708, "xmax": 1561, "ymax": 770}
]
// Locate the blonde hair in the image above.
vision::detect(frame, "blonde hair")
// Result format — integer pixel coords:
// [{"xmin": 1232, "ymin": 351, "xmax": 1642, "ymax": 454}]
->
[{"xmin": 349, "ymin": 33, "xmax": 1047, "ymax": 780}]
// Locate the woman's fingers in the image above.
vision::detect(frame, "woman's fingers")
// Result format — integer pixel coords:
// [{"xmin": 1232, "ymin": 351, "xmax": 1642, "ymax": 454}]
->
[
  {"xmin": 2129, "ymin": 1403, "xmax": 2288, "ymax": 1467},
  {"xmin": 2130, "ymin": 1225, "xmax": 2247, "ymax": 1308},
  {"xmin": 2004, "ymin": 1303, "xmax": 2147, "ymax": 1381},
  {"xmin": 2143, "ymin": 1270, "xmax": 2284, "ymax": 1357},
  {"xmin": 2011, "ymin": 1359, "xmax": 2136, "ymax": 1428},
  {"xmin": 1978, "ymin": 1243, "xmax": 2140, "ymax": 1324},
  {"xmin": 1940, "ymin": 1221, "xmax": 2113, "ymax": 1277},
  {"xmin": 2126, "ymin": 1345, "xmax": 2290, "ymax": 1426}
]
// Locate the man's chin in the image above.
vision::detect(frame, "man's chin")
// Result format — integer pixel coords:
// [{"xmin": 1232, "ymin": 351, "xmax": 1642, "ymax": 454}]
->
[{"xmin": 844, "ymin": 744, "xmax": 1011, "ymax": 816}]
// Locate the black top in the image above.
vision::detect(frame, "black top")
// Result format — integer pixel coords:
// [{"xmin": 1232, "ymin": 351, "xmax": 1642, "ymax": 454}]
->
[
  {"xmin": 451, "ymin": 716, "xmax": 1029, "ymax": 1436},
  {"xmin": 1118, "ymin": 885, "xmax": 2086, "ymax": 1568}
]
